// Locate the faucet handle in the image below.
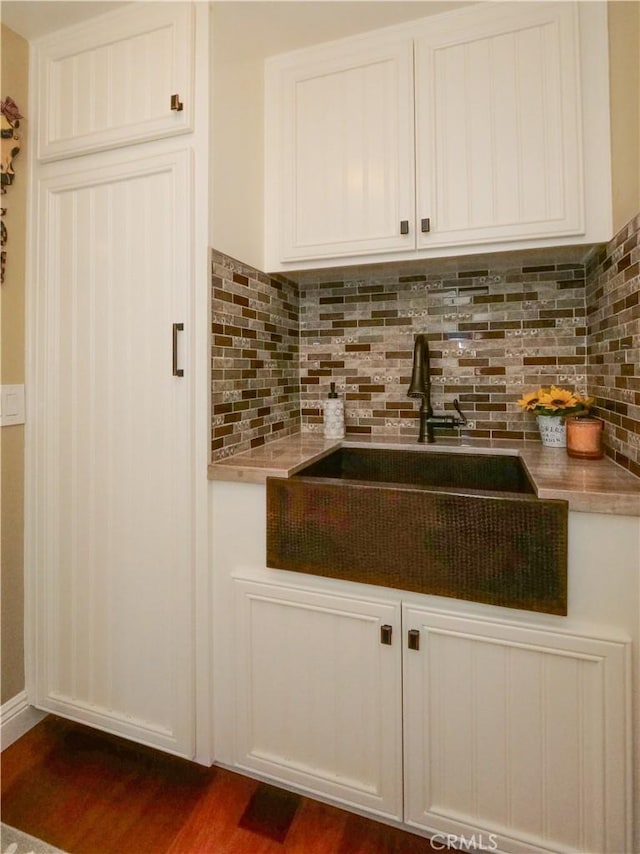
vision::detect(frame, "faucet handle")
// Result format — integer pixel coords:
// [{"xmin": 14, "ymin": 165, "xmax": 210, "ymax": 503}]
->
[{"xmin": 453, "ymin": 398, "xmax": 467, "ymax": 426}]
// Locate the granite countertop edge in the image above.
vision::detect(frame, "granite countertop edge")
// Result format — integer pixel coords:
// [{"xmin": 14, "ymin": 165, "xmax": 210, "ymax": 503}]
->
[{"xmin": 208, "ymin": 433, "xmax": 640, "ymax": 517}]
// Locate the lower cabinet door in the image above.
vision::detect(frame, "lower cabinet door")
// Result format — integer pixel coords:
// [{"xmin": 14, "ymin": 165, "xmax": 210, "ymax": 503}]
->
[
  {"xmin": 233, "ymin": 579, "xmax": 403, "ymax": 820},
  {"xmin": 403, "ymin": 607, "xmax": 630, "ymax": 854}
]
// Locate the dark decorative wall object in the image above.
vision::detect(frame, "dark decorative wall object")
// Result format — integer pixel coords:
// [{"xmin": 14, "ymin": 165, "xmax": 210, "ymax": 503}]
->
[{"xmin": 1, "ymin": 96, "xmax": 23, "ymax": 284}]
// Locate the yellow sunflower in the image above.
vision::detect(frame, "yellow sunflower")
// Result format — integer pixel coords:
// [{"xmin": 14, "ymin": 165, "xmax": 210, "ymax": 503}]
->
[
  {"xmin": 576, "ymin": 393, "xmax": 594, "ymax": 409},
  {"xmin": 542, "ymin": 385, "xmax": 579, "ymax": 411},
  {"xmin": 518, "ymin": 385, "xmax": 593, "ymax": 415},
  {"xmin": 517, "ymin": 390, "xmax": 542, "ymax": 411}
]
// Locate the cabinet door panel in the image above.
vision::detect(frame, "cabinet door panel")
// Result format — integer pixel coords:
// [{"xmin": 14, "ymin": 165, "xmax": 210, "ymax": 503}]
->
[
  {"xmin": 416, "ymin": 2, "xmax": 583, "ymax": 248},
  {"xmin": 33, "ymin": 149, "xmax": 194, "ymax": 757},
  {"xmin": 270, "ymin": 39, "xmax": 414, "ymax": 263},
  {"xmin": 234, "ymin": 580, "xmax": 403, "ymax": 819},
  {"xmin": 403, "ymin": 607, "xmax": 630, "ymax": 853},
  {"xmin": 36, "ymin": 3, "xmax": 193, "ymax": 160}
]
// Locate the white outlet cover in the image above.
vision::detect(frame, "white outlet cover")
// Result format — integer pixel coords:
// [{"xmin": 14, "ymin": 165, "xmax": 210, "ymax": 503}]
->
[{"xmin": 0, "ymin": 384, "xmax": 26, "ymax": 426}]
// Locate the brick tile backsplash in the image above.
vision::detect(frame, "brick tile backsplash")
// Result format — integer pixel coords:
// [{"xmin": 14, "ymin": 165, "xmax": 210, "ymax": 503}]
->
[
  {"xmin": 211, "ymin": 250, "xmax": 300, "ymax": 460},
  {"xmin": 211, "ymin": 213, "xmax": 639, "ymax": 478},
  {"xmin": 586, "ymin": 213, "xmax": 640, "ymax": 477},
  {"xmin": 298, "ymin": 266, "xmax": 588, "ymax": 442}
]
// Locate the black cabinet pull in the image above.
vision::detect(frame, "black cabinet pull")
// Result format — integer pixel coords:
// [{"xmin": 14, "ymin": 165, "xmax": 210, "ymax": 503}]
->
[
  {"xmin": 400, "ymin": 220, "xmax": 409, "ymax": 235},
  {"xmin": 408, "ymin": 629, "xmax": 420, "ymax": 651},
  {"xmin": 421, "ymin": 218, "xmax": 431, "ymax": 233},
  {"xmin": 172, "ymin": 323, "xmax": 184, "ymax": 377},
  {"xmin": 380, "ymin": 624, "xmax": 393, "ymax": 645}
]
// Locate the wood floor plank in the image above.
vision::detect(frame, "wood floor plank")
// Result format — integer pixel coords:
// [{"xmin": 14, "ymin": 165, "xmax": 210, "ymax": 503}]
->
[
  {"xmin": 1, "ymin": 717, "xmax": 448, "ymax": 853},
  {"xmin": 2, "ymin": 719, "xmax": 209, "ymax": 854},
  {"xmin": 0, "ymin": 716, "xmax": 60, "ymax": 793},
  {"xmin": 337, "ymin": 812, "xmax": 440, "ymax": 853},
  {"xmin": 284, "ymin": 798, "xmax": 351, "ymax": 853},
  {"xmin": 165, "ymin": 767, "xmax": 261, "ymax": 854}
]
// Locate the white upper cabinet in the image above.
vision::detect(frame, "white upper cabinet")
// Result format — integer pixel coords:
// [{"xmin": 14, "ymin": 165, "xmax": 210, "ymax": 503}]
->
[
  {"xmin": 264, "ymin": 2, "xmax": 612, "ymax": 272},
  {"xmin": 415, "ymin": 2, "xmax": 582, "ymax": 248},
  {"xmin": 35, "ymin": 3, "xmax": 194, "ymax": 161},
  {"xmin": 266, "ymin": 36, "xmax": 415, "ymax": 264}
]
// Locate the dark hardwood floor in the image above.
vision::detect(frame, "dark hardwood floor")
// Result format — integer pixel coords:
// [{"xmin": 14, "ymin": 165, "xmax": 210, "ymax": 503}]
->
[{"xmin": 1, "ymin": 717, "xmax": 444, "ymax": 853}]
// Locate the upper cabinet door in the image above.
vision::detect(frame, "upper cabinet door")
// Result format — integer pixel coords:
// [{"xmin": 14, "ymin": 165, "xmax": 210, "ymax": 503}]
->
[
  {"xmin": 36, "ymin": 3, "xmax": 194, "ymax": 161},
  {"xmin": 266, "ymin": 37, "xmax": 415, "ymax": 265},
  {"xmin": 415, "ymin": 3, "xmax": 583, "ymax": 249}
]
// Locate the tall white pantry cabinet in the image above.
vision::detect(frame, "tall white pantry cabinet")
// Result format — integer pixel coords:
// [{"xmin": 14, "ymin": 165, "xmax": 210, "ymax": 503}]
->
[{"xmin": 26, "ymin": 3, "xmax": 211, "ymax": 759}]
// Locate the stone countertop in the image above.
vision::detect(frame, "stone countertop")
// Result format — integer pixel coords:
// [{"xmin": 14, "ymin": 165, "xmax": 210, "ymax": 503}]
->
[{"xmin": 208, "ymin": 433, "xmax": 640, "ymax": 516}]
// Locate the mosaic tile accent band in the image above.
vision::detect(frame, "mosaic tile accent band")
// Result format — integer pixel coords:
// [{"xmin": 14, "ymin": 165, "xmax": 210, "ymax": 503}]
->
[
  {"xmin": 298, "ymin": 264, "xmax": 588, "ymax": 442},
  {"xmin": 586, "ymin": 214, "xmax": 640, "ymax": 477},
  {"xmin": 211, "ymin": 250, "xmax": 300, "ymax": 460}
]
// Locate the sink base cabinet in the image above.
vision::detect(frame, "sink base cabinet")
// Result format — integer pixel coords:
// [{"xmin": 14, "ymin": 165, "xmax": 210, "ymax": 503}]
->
[
  {"xmin": 212, "ymin": 483, "xmax": 636, "ymax": 852},
  {"xmin": 231, "ymin": 578, "xmax": 630, "ymax": 853}
]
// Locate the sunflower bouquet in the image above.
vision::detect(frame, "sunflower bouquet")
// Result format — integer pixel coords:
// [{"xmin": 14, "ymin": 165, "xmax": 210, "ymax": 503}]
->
[{"xmin": 517, "ymin": 385, "xmax": 593, "ymax": 417}]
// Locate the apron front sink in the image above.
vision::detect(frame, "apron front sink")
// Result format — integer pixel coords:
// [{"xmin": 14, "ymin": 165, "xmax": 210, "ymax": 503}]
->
[{"xmin": 266, "ymin": 448, "xmax": 567, "ymax": 615}]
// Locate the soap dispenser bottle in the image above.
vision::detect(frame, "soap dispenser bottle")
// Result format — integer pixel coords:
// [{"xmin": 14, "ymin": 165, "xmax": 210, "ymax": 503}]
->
[{"xmin": 323, "ymin": 382, "xmax": 345, "ymax": 439}]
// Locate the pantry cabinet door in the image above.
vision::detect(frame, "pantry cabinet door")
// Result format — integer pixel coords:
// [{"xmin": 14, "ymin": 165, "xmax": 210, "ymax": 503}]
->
[
  {"xmin": 415, "ymin": 2, "xmax": 583, "ymax": 249},
  {"xmin": 266, "ymin": 37, "xmax": 415, "ymax": 266},
  {"xmin": 36, "ymin": 3, "xmax": 194, "ymax": 161},
  {"xmin": 403, "ymin": 607, "xmax": 630, "ymax": 854},
  {"xmin": 31, "ymin": 148, "xmax": 195, "ymax": 757},
  {"xmin": 233, "ymin": 580, "xmax": 403, "ymax": 820}
]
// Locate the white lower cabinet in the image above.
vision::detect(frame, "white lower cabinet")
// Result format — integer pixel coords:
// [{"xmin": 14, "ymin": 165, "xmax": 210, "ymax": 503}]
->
[
  {"xmin": 233, "ymin": 580, "xmax": 404, "ymax": 820},
  {"xmin": 233, "ymin": 579, "xmax": 630, "ymax": 853},
  {"xmin": 403, "ymin": 607, "xmax": 630, "ymax": 854}
]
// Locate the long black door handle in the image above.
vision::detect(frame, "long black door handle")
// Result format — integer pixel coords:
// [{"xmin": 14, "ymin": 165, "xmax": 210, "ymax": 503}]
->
[{"xmin": 172, "ymin": 323, "xmax": 184, "ymax": 377}]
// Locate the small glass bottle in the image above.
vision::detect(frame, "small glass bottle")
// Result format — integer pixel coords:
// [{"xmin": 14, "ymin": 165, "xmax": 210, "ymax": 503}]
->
[
  {"xmin": 566, "ymin": 416, "xmax": 604, "ymax": 460},
  {"xmin": 323, "ymin": 382, "xmax": 345, "ymax": 439}
]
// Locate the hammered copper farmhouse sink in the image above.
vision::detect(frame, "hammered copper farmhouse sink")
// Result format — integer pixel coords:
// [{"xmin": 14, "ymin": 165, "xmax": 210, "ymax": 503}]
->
[{"xmin": 266, "ymin": 447, "xmax": 568, "ymax": 615}]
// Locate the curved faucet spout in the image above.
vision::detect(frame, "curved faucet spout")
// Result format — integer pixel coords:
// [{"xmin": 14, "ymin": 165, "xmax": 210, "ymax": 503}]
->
[
  {"xmin": 407, "ymin": 334, "xmax": 466, "ymax": 443},
  {"xmin": 407, "ymin": 334, "xmax": 434, "ymax": 442},
  {"xmin": 407, "ymin": 334, "xmax": 432, "ymax": 411}
]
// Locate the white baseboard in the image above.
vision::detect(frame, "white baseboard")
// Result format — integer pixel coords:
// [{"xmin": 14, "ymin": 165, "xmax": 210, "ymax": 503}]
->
[{"xmin": 1, "ymin": 691, "xmax": 47, "ymax": 750}]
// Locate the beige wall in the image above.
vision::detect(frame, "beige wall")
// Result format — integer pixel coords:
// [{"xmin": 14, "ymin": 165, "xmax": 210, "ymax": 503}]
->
[
  {"xmin": 211, "ymin": 8, "xmax": 264, "ymax": 270},
  {"xmin": 1, "ymin": 24, "xmax": 29, "ymax": 704},
  {"xmin": 608, "ymin": 1, "xmax": 640, "ymax": 232}
]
